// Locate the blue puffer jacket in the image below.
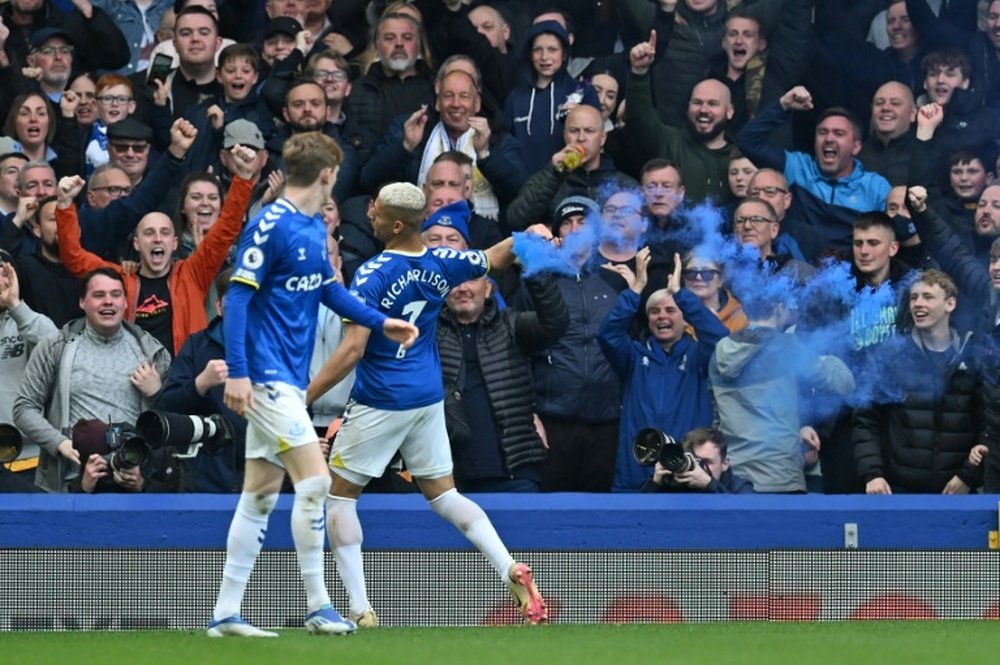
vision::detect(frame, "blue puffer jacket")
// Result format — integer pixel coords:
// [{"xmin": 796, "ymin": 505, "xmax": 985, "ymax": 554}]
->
[
  {"xmin": 533, "ymin": 270, "xmax": 623, "ymax": 422},
  {"xmin": 599, "ymin": 288, "xmax": 729, "ymax": 492}
]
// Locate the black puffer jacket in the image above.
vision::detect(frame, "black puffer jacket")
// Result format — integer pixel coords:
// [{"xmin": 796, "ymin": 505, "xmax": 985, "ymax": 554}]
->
[
  {"xmin": 971, "ymin": 301, "xmax": 1000, "ymax": 494},
  {"xmin": 533, "ymin": 270, "xmax": 622, "ymax": 422},
  {"xmin": 853, "ymin": 329, "xmax": 985, "ymax": 492},
  {"xmin": 0, "ymin": 2, "xmax": 130, "ymax": 74},
  {"xmin": 646, "ymin": 0, "xmax": 782, "ymax": 126},
  {"xmin": 345, "ymin": 61, "xmax": 435, "ymax": 141},
  {"xmin": 859, "ymin": 130, "xmax": 915, "ymax": 188},
  {"xmin": 436, "ymin": 276, "xmax": 569, "ymax": 473},
  {"xmin": 506, "ymin": 154, "xmax": 637, "ymax": 231}
]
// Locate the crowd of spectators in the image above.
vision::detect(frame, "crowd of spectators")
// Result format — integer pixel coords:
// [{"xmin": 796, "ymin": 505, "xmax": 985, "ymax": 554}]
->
[{"xmin": 1, "ymin": 0, "xmax": 999, "ymax": 496}]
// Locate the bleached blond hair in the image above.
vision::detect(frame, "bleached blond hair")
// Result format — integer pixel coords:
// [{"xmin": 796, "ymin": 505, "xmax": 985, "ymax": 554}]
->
[{"xmin": 378, "ymin": 182, "xmax": 427, "ymax": 230}]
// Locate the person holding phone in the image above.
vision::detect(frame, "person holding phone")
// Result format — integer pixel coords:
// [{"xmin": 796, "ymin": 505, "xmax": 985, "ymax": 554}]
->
[
  {"xmin": 137, "ymin": 6, "xmax": 224, "ymax": 124},
  {"xmin": 147, "ymin": 53, "xmax": 175, "ymax": 86}
]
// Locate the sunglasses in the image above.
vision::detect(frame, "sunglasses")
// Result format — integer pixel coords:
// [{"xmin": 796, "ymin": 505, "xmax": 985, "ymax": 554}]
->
[
  {"xmin": 683, "ymin": 268, "xmax": 722, "ymax": 281},
  {"xmin": 109, "ymin": 142, "xmax": 150, "ymax": 154}
]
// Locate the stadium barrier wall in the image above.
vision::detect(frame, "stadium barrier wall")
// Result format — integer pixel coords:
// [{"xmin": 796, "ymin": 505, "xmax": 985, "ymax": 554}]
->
[{"xmin": 1, "ymin": 494, "xmax": 998, "ymax": 628}]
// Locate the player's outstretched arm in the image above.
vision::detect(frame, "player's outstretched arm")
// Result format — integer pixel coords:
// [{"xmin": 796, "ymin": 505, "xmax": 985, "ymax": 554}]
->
[
  {"xmin": 320, "ymin": 278, "xmax": 388, "ymax": 331},
  {"xmin": 307, "ymin": 322, "xmax": 370, "ymax": 405},
  {"xmin": 485, "ymin": 224, "xmax": 554, "ymax": 271},
  {"xmin": 484, "ymin": 237, "xmax": 515, "ymax": 271}
]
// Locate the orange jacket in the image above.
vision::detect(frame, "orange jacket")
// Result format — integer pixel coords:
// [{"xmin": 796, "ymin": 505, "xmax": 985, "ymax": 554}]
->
[
  {"xmin": 686, "ymin": 289, "xmax": 749, "ymax": 338},
  {"xmin": 56, "ymin": 176, "xmax": 254, "ymax": 355},
  {"xmin": 716, "ymin": 288, "xmax": 749, "ymax": 333}
]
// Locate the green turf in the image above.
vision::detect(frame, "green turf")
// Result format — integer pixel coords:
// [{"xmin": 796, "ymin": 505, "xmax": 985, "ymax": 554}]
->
[{"xmin": 2, "ymin": 622, "xmax": 999, "ymax": 665}]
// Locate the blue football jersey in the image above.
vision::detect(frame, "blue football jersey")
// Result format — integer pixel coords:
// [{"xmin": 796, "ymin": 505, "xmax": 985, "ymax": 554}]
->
[
  {"xmin": 230, "ymin": 198, "xmax": 336, "ymax": 388},
  {"xmin": 348, "ymin": 247, "xmax": 489, "ymax": 410}
]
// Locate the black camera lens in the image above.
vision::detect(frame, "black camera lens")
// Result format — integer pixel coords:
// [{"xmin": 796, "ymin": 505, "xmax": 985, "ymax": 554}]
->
[
  {"xmin": 105, "ymin": 437, "xmax": 150, "ymax": 472},
  {"xmin": 137, "ymin": 410, "xmax": 234, "ymax": 453},
  {"xmin": 633, "ymin": 428, "xmax": 668, "ymax": 465},
  {"xmin": 657, "ymin": 442, "xmax": 694, "ymax": 473},
  {"xmin": 117, "ymin": 438, "xmax": 148, "ymax": 466}
]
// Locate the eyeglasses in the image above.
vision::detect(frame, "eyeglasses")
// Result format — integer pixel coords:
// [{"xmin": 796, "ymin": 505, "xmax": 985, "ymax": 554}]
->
[
  {"xmin": 90, "ymin": 185, "xmax": 133, "ymax": 196},
  {"xmin": 602, "ymin": 205, "xmax": 640, "ymax": 217},
  {"xmin": 313, "ymin": 69, "xmax": 348, "ymax": 82},
  {"xmin": 35, "ymin": 45, "xmax": 74, "ymax": 57},
  {"xmin": 109, "ymin": 142, "xmax": 149, "ymax": 154},
  {"xmin": 746, "ymin": 186, "xmax": 787, "ymax": 197},
  {"xmin": 683, "ymin": 268, "xmax": 721, "ymax": 281},
  {"xmin": 734, "ymin": 215, "xmax": 775, "ymax": 227},
  {"xmin": 96, "ymin": 95, "xmax": 133, "ymax": 105}
]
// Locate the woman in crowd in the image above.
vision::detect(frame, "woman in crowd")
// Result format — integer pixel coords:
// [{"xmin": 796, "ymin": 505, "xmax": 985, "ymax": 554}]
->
[{"xmin": 682, "ymin": 252, "xmax": 748, "ymax": 333}]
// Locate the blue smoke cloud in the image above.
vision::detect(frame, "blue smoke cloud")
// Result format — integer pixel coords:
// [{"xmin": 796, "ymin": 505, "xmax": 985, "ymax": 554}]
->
[
  {"xmin": 512, "ymin": 211, "xmax": 604, "ymax": 278},
  {"xmin": 511, "ymin": 190, "xmax": 925, "ymax": 415}
]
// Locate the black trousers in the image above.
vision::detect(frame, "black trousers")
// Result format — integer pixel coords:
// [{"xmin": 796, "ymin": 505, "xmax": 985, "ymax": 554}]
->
[{"xmin": 539, "ymin": 416, "xmax": 619, "ymax": 492}]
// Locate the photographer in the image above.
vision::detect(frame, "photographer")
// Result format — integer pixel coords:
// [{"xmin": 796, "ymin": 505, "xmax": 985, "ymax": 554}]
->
[
  {"xmin": 13, "ymin": 267, "xmax": 170, "ymax": 493},
  {"xmin": 69, "ymin": 419, "xmax": 150, "ymax": 493},
  {"xmin": 640, "ymin": 428, "xmax": 754, "ymax": 494},
  {"xmin": 156, "ymin": 269, "xmax": 244, "ymax": 492}
]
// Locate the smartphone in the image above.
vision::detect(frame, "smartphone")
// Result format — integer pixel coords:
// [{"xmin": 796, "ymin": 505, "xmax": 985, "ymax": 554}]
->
[{"xmin": 147, "ymin": 53, "xmax": 174, "ymax": 84}]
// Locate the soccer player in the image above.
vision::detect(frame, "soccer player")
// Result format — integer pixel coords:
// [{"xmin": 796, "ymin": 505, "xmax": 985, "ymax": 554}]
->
[
  {"xmin": 308, "ymin": 182, "xmax": 548, "ymax": 627},
  {"xmin": 208, "ymin": 133, "xmax": 418, "ymax": 638}
]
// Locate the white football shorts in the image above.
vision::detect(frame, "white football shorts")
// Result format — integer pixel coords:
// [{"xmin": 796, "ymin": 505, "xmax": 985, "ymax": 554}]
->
[
  {"xmin": 244, "ymin": 381, "xmax": 318, "ymax": 465},
  {"xmin": 329, "ymin": 399, "xmax": 452, "ymax": 483}
]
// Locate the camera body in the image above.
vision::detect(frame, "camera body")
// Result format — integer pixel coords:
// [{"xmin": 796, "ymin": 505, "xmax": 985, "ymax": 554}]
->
[
  {"xmin": 632, "ymin": 428, "xmax": 710, "ymax": 475},
  {"xmin": 101, "ymin": 423, "xmax": 150, "ymax": 473}
]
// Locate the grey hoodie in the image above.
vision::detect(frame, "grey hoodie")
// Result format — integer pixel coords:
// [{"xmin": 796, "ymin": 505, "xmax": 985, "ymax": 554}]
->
[
  {"xmin": 710, "ymin": 326, "xmax": 854, "ymax": 492},
  {"xmin": 0, "ymin": 301, "xmax": 57, "ymax": 463}
]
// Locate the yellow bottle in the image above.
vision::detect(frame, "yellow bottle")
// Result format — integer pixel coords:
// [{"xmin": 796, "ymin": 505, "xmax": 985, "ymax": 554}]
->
[{"xmin": 561, "ymin": 144, "xmax": 586, "ymax": 171}]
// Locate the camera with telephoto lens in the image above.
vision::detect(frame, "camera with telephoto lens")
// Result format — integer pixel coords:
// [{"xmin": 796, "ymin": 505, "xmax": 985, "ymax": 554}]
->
[
  {"xmin": 632, "ymin": 428, "xmax": 707, "ymax": 474},
  {"xmin": 136, "ymin": 410, "xmax": 234, "ymax": 458},
  {"xmin": 102, "ymin": 423, "xmax": 150, "ymax": 473},
  {"xmin": 0, "ymin": 423, "xmax": 23, "ymax": 464}
]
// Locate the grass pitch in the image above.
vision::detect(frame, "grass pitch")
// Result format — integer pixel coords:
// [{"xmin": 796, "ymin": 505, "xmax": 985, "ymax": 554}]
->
[{"xmin": 3, "ymin": 621, "xmax": 998, "ymax": 665}]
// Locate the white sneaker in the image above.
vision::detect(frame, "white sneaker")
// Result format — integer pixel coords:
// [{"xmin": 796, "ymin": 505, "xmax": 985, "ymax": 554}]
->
[{"xmin": 207, "ymin": 615, "xmax": 278, "ymax": 637}]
